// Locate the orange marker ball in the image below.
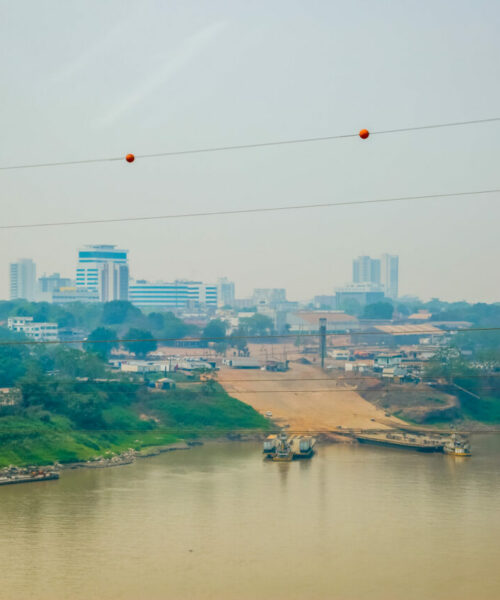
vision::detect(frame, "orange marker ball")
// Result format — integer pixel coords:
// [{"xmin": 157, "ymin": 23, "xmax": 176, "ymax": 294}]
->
[
  {"xmin": 359, "ymin": 129, "xmax": 370, "ymax": 139},
  {"xmin": 125, "ymin": 153, "xmax": 135, "ymax": 163}
]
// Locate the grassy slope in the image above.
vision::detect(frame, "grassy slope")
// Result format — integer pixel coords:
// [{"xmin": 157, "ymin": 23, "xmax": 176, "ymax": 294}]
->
[
  {"xmin": 0, "ymin": 384, "xmax": 270, "ymax": 468},
  {"xmin": 361, "ymin": 382, "xmax": 500, "ymax": 426}
]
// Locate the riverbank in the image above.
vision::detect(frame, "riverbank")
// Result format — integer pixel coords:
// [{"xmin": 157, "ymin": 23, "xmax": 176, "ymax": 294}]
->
[{"xmin": 0, "ymin": 381, "xmax": 271, "ymax": 469}]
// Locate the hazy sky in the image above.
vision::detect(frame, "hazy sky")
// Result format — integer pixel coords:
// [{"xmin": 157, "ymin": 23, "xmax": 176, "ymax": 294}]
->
[{"xmin": 1, "ymin": 0, "xmax": 499, "ymax": 302}]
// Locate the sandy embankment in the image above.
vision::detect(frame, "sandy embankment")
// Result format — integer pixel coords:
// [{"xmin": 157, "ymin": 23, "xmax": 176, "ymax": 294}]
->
[{"xmin": 218, "ymin": 362, "xmax": 405, "ymax": 434}]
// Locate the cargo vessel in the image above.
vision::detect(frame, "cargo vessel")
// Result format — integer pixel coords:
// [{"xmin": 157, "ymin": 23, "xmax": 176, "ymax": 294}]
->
[
  {"xmin": 0, "ymin": 467, "xmax": 60, "ymax": 486},
  {"xmin": 355, "ymin": 431, "xmax": 444, "ymax": 453}
]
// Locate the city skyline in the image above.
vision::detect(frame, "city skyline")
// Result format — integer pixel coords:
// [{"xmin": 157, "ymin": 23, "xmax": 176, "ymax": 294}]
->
[
  {"xmin": 5, "ymin": 244, "xmax": 475, "ymax": 307},
  {"xmin": 4, "ymin": 242, "xmax": 489, "ymax": 306},
  {"xmin": 9, "ymin": 245, "xmax": 401, "ymax": 306}
]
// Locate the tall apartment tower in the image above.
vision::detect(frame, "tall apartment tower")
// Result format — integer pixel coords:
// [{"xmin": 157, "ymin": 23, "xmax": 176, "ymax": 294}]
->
[
  {"xmin": 381, "ymin": 254, "xmax": 399, "ymax": 298},
  {"xmin": 352, "ymin": 256, "xmax": 381, "ymax": 285},
  {"xmin": 10, "ymin": 259, "xmax": 37, "ymax": 301},
  {"xmin": 99, "ymin": 262, "xmax": 130, "ymax": 303},
  {"xmin": 76, "ymin": 245, "xmax": 129, "ymax": 302},
  {"xmin": 217, "ymin": 277, "xmax": 235, "ymax": 307}
]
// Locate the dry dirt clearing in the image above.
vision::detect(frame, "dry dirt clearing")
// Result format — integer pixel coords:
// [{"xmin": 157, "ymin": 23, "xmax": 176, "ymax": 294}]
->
[{"xmin": 218, "ymin": 362, "xmax": 405, "ymax": 433}]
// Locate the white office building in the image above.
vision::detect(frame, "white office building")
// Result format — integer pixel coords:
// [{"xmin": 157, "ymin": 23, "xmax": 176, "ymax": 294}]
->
[
  {"xmin": 75, "ymin": 245, "xmax": 129, "ymax": 302},
  {"xmin": 352, "ymin": 256, "xmax": 381, "ymax": 285},
  {"xmin": 10, "ymin": 259, "xmax": 37, "ymax": 301},
  {"xmin": 217, "ymin": 277, "xmax": 235, "ymax": 307},
  {"xmin": 381, "ymin": 254, "xmax": 399, "ymax": 298},
  {"xmin": 8, "ymin": 316, "xmax": 58, "ymax": 341},
  {"xmin": 129, "ymin": 280, "xmax": 217, "ymax": 309},
  {"xmin": 52, "ymin": 287, "xmax": 100, "ymax": 304}
]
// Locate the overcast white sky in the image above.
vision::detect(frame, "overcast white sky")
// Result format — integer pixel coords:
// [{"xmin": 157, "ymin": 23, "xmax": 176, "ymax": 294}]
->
[{"xmin": 1, "ymin": 0, "xmax": 499, "ymax": 302}]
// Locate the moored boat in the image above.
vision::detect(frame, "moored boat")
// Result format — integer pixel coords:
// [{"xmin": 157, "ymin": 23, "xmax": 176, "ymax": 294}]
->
[
  {"xmin": 356, "ymin": 431, "xmax": 444, "ymax": 452},
  {"xmin": 443, "ymin": 434, "xmax": 471, "ymax": 457},
  {"xmin": 0, "ymin": 466, "xmax": 60, "ymax": 486}
]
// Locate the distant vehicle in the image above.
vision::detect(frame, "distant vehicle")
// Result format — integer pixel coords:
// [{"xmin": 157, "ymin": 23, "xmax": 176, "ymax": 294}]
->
[{"xmin": 265, "ymin": 411, "xmax": 273, "ymax": 417}]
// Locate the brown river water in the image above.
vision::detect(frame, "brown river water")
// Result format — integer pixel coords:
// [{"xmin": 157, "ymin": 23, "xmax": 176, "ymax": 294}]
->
[{"xmin": 1, "ymin": 436, "xmax": 499, "ymax": 600}]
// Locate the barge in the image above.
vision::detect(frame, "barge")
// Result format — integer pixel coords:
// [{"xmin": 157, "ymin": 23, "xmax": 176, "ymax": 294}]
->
[
  {"xmin": 264, "ymin": 433, "xmax": 316, "ymax": 461},
  {"xmin": 0, "ymin": 467, "xmax": 60, "ymax": 486},
  {"xmin": 356, "ymin": 431, "xmax": 472, "ymax": 456},
  {"xmin": 356, "ymin": 431, "xmax": 444, "ymax": 452}
]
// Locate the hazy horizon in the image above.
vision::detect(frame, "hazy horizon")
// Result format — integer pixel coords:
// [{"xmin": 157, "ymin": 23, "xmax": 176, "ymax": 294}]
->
[{"xmin": 1, "ymin": 1, "xmax": 499, "ymax": 303}]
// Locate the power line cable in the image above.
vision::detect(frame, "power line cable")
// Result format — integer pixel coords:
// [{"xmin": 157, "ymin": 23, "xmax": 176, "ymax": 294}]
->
[
  {"xmin": 1, "ymin": 427, "xmax": 498, "ymax": 434},
  {"xmin": 2, "ymin": 187, "xmax": 499, "ymax": 230},
  {"xmin": 1, "ymin": 116, "xmax": 499, "ymax": 171},
  {"xmin": 205, "ymin": 375, "xmax": 500, "ymax": 383},
  {"xmin": 0, "ymin": 326, "xmax": 498, "ymax": 346}
]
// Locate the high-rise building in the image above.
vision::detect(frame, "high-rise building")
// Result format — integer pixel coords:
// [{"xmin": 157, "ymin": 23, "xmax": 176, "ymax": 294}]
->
[
  {"xmin": 217, "ymin": 277, "xmax": 235, "ymax": 307},
  {"xmin": 381, "ymin": 254, "xmax": 399, "ymax": 298},
  {"xmin": 128, "ymin": 280, "xmax": 217, "ymax": 309},
  {"xmin": 38, "ymin": 273, "xmax": 74, "ymax": 295},
  {"xmin": 99, "ymin": 262, "xmax": 129, "ymax": 303},
  {"xmin": 352, "ymin": 256, "xmax": 380, "ymax": 285},
  {"xmin": 252, "ymin": 288, "xmax": 287, "ymax": 307},
  {"xmin": 10, "ymin": 259, "xmax": 36, "ymax": 301},
  {"xmin": 75, "ymin": 245, "xmax": 129, "ymax": 302}
]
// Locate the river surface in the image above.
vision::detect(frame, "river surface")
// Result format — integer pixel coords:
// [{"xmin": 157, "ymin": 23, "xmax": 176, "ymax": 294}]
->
[{"xmin": 1, "ymin": 436, "xmax": 500, "ymax": 600}]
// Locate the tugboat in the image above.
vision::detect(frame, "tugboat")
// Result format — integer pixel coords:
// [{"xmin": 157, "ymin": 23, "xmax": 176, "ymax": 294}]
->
[
  {"xmin": 443, "ymin": 434, "xmax": 471, "ymax": 457},
  {"xmin": 267, "ymin": 433, "xmax": 293, "ymax": 462}
]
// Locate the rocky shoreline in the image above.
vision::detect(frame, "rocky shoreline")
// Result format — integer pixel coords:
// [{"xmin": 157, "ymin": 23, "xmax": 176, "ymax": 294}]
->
[
  {"xmin": 62, "ymin": 442, "xmax": 199, "ymax": 470},
  {"xmin": 61, "ymin": 433, "xmax": 268, "ymax": 470},
  {"xmin": 1, "ymin": 433, "xmax": 270, "ymax": 474}
]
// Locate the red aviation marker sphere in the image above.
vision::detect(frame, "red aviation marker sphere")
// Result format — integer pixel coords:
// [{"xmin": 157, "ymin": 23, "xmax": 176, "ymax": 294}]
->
[
  {"xmin": 125, "ymin": 153, "xmax": 135, "ymax": 163},
  {"xmin": 359, "ymin": 129, "xmax": 370, "ymax": 139}
]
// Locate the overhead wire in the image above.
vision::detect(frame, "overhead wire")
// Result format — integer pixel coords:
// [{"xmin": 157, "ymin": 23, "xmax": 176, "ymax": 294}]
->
[
  {"xmin": 1, "ymin": 187, "xmax": 500, "ymax": 230},
  {"xmin": 0, "ymin": 116, "xmax": 499, "ymax": 172},
  {"xmin": 0, "ymin": 325, "xmax": 499, "ymax": 346}
]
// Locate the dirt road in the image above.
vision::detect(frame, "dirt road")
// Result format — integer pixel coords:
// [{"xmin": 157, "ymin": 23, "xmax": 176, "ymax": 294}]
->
[{"xmin": 218, "ymin": 362, "xmax": 404, "ymax": 433}]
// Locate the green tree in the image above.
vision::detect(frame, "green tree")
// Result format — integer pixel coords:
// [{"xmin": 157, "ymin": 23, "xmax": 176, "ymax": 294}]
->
[
  {"xmin": 228, "ymin": 325, "xmax": 248, "ymax": 352},
  {"xmin": 53, "ymin": 347, "xmax": 106, "ymax": 378},
  {"xmin": 102, "ymin": 301, "xmax": 141, "ymax": 325},
  {"xmin": 202, "ymin": 319, "xmax": 227, "ymax": 342},
  {"xmin": 0, "ymin": 327, "xmax": 29, "ymax": 386},
  {"xmin": 86, "ymin": 327, "xmax": 118, "ymax": 359},
  {"xmin": 363, "ymin": 302, "xmax": 394, "ymax": 320},
  {"xmin": 18, "ymin": 365, "xmax": 52, "ymax": 408},
  {"xmin": 147, "ymin": 312, "xmax": 165, "ymax": 332},
  {"xmin": 424, "ymin": 347, "xmax": 473, "ymax": 381},
  {"xmin": 123, "ymin": 328, "xmax": 157, "ymax": 357},
  {"xmin": 338, "ymin": 298, "xmax": 362, "ymax": 316},
  {"xmin": 162, "ymin": 312, "xmax": 193, "ymax": 340},
  {"xmin": 240, "ymin": 313, "xmax": 274, "ymax": 336},
  {"xmin": 214, "ymin": 342, "xmax": 228, "ymax": 355}
]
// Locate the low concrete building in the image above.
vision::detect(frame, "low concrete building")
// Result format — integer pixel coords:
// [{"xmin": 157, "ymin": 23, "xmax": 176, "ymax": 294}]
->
[
  {"xmin": 375, "ymin": 354, "xmax": 403, "ymax": 369},
  {"xmin": 287, "ymin": 311, "xmax": 359, "ymax": 333},
  {"xmin": 0, "ymin": 388, "xmax": 21, "ymax": 406},
  {"xmin": 7, "ymin": 316, "xmax": 58, "ymax": 341}
]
